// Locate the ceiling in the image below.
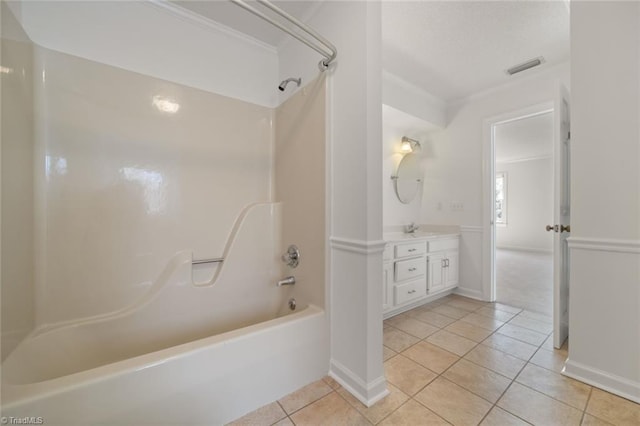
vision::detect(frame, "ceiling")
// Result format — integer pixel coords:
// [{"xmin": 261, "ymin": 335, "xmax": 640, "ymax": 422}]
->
[
  {"xmin": 171, "ymin": 1, "xmax": 569, "ymax": 104},
  {"xmin": 383, "ymin": 104, "xmax": 441, "ymax": 137},
  {"xmin": 495, "ymin": 112, "xmax": 553, "ymax": 163},
  {"xmin": 171, "ymin": 1, "xmax": 320, "ymax": 47}
]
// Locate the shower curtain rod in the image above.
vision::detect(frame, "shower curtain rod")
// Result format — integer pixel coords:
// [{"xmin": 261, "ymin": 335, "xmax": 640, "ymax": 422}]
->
[{"xmin": 229, "ymin": 0, "xmax": 337, "ymax": 71}]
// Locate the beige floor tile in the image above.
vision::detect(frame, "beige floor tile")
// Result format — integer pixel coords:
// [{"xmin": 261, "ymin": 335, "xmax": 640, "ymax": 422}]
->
[
  {"xmin": 415, "ymin": 377, "xmax": 493, "ymax": 426},
  {"xmin": 402, "ymin": 341, "xmax": 460, "ymax": 374},
  {"xmin": 427, "ymin": 330, "xmax": 478, "ymax": 356},
  {"xmin": 383, "ymin": 327, "xmax": 419, "ymax": 353},
  {"xmin": 278, "ymin": 379, "xmax": 333, "ymax": 414},
  {"xmin": 384, "ymin": 354, "xmax": 437, "ymax": 396},
  {"xmin": 530, "ymin": 347, "xmax": 568, "ymax": 373},
  {"xmin": 581, "ymin": 413, "xmax": 614, "ymax": 425},
  {"xmin": 379, "ymin": 399, "xmax": 451, "ymax": 425},
  {"xmin": 272, "ymin": 418, "xmax": 294, "ymax": 426},
  {"xmin": 516, "ymin": 363, "xmax": 592, "ymax": 410},
  {"xmin": 337, "ymin": 384, "xmax": 408, "ymax": 424},
  {"xmin": 476, "ymin": 306, "xmax": 518, "ymax": 322},
  {"xmin": 446, "ymin": 298, "xmax": 484, "ymax": 312},
  {"xmin": 460, "ymin": 313, "xmax": 505, "ymax": 331},
  {"xmin": 228, "ymin": 401, "xmax": 287, "ymax": 426},
  {"xmin": 407, "ymin": 310, "xmax": 458, "ymax": 328},
  {"xmin": 497, "ymin": 382, "xmax": 583, "ymax": 426},
  {"xmin": 508, "ymin": 315, "xmax": 553, "ymax": 334},
  {"xmin": 289, "ymin": 392, "xmax": 370, "ymax": 426},
  {"xmin": 463, "ymin": 345, "xmax": 526, "ymax": 379},
  {"xmin": 445, "ymin": 320, "xmax": 494, "ymax": 343},
  {"xmin": 383, "ymin": 345, "xmax": 397, "ymax": 361},
  {"xmin": 323, "ymin": 375, "xmax": 341, "ymax": 390},
  {"xmin": 586, "ymin": 387, "xmax": 640, "ymax": 426},
  {"xmin": 431, "ymin": 304, "xmax": 472, "ymax": 319},
  {"xmin": 480, "ymin": 407, "xmax": 529, "ymax": 425},
  {"xmin": 443, "ymin": 359, "xmax": 511, "ymax": 403},
  {"xmin": 519, "ymin": 310, "xmax": 553, "ymax": 324},
  {"xmin": 492, "ymin": 303, "xmax": 523, "ymax": 314},
  {"xmin": 386, "ymin": 315, "xmax": 440, "ymax": 339},
  {"xmin": 542, "ymin": 334, "xmax": 555, "ymax": 350},
  {"xmin": 497, "ymin": 323, "xmax": 548, "ymax": 346},
  {"xmin": 482, "ymin": 334, "xmax": 538, "ymax": 361}
]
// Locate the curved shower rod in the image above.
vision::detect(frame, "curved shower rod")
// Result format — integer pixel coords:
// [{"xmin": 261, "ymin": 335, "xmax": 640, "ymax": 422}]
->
[{"xmin": 229, "ymin": 0, "xmax": 337, "ymax": 71}]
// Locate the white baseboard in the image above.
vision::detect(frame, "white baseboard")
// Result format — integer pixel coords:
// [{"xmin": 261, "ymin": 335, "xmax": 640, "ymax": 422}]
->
[
  {"xmin": 329, "ymin": 359, "xmax": 389, "ymax": 407},
  {"xmin": 563, "ymin": 359, "xmax": 640, "ymax": 404},
  {"xmin": 496, "ymin": 245, "xmax": 552, "ymax": 254},
  {"xmin": 453, "ymin": 287, "xmax": 485, "ymax": 301}
]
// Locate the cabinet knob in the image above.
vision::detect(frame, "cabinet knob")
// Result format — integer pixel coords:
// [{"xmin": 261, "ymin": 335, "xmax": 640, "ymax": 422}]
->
[{"xmin": 408, "ymin": 267, "xmax": 416, "ymax": 272}]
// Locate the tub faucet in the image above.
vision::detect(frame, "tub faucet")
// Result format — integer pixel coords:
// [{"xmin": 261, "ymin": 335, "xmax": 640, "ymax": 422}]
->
[
  {"xmin": 277, "ymin": 276, "xmax": 296, "ymax": 287},
  {"xmin": 405, "ymin": 222, "xmax": 420, "ymax": 234}
]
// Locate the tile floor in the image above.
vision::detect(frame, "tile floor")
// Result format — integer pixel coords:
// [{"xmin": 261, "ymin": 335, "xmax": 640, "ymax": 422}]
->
[{"xmin": 229, "ymin": 295, "xmax": 640, "ymax": 426}]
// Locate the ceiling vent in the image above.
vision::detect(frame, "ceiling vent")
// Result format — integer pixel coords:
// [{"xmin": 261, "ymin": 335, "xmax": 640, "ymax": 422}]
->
[{"xmin": 506, "ymin": 57, "xmax": 545, "ymax": 75}]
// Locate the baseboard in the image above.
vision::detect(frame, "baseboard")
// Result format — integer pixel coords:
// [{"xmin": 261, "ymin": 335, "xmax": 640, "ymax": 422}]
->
[
  {"xmin": 453, "ymin": 287, "xmax": 485, "ymax": 301},
  {"xmin": 329, "ymin": 359, "xmax": 389, "ymax": 407},
  {"xmin": 563, "ymin": 359, "xmax": 640, "ymax": 404},
  {"xmin": 496, "ymin": 245, "xmax": 552, "ymax": 254}
]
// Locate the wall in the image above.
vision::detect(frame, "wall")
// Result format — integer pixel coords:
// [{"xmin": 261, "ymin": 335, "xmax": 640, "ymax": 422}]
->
[
  {"xmin": 32, "ymin": 46, "xmax": 273, "ymax": 325},
  {"xmin": 275, "ymin": 76, "xmax": 326, "ymax": 310},
  {"xmin": 565, "ymin": 1, "xmax": 640, "ymax": 402},
  {"xmin": 496, "ymin": 158, "xmax": 553, "ymax": 252},
  {"xmin": 278, "ymin": 1, "xmax": 387, "ymax": 405},
  {"xmin": 419, "ymin": 63, "xmax": 569, "ymax": 299},
  {"xmin": 1, "ymin": 1, "xmax": 35, "ymax": 359},
  {"xmin": 6, "ymin": 0, "xmax": 279, "ymax": 108}
]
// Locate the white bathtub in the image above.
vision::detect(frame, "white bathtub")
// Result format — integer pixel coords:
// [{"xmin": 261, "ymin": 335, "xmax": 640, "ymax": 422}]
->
[
  {"xmin": 1, "ymin": 305, "xmax": 327, "ymax": 425},
  {"xmin": 1, "ymin": 202, "xmax": 328, "ymax": 424}
]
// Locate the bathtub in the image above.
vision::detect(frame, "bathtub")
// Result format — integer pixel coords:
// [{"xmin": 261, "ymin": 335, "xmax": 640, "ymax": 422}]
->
[
  {"xmin": 1, "ymin": 305, "xmax": 327, "ymax": 425},
  {"xmin": 1, "ymin": 203, "xmax": 328, "ymax": 424}
]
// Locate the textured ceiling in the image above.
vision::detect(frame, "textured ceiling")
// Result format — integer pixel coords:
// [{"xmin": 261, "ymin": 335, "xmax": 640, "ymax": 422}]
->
[
  {"xmin": 171, "ymin": 1, "xmax": 569, "ymax": 104},
  {"xmin": 382, "ymin": 1, "xmax": 569, "ymax": 103},
  {"xmin": 495, "ymin": 112, "xmax": 554, "ymax": 163}
]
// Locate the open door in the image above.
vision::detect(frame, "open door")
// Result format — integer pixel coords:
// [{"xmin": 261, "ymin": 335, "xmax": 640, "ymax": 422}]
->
[{"xmin": 551, "ymin": 83, "xmax": 571, "ymax": 348}]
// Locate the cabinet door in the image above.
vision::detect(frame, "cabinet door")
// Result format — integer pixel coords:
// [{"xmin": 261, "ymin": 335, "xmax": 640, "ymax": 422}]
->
[
  {"xmin": 445, "ymin": 251, "xmax": 459, "ymax": 288},
  {"xmin": 427, "ymin": 253, "xmax": 446, "ymax": 293},
  {"xmin": 383, "ymin": 262, "xmax": 394, "ymax": 311}
]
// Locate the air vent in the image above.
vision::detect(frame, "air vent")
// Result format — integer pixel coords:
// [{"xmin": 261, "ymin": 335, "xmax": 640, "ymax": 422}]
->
[{"xmin": 506, "ymin": 57, "xmax": 545, "ymax": 75}]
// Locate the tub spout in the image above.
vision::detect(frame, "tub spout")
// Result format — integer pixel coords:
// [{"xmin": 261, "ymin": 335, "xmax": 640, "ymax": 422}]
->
[{"xmin": 277, "ymin": 276, "xmax": 296, "ymax": 287}]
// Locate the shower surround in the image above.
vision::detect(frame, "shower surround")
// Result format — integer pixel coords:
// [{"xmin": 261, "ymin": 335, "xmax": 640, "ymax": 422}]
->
[{"xmin": 1, "ymin": 4, "xmax": 327, "ymax": 422}]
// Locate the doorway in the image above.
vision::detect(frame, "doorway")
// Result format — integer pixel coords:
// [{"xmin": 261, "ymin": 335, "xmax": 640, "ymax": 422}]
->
[{"xmin": 493, "ymin": 111, "xmax": 554, "ymax": 316}]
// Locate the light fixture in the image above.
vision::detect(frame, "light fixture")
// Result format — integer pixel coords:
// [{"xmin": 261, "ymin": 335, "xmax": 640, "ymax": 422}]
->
[
  {"xmin": 401, "ymin": 136, "xmax": 421, "ymax": 153},
  {"xmin": 506, "ymin": 57, "xmax": 545, "ymax": 76},
  {"xmin": 152, "ymin": 95, "xmax": 180, "ymax": 113}
]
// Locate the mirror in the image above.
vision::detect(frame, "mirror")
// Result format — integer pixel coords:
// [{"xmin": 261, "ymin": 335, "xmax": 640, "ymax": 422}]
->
[{"xmin": 393, "ymin": 153, "xmax": 422, "ymax": 204}]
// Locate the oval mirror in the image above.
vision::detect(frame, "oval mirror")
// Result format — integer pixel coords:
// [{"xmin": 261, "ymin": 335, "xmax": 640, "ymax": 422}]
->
[{"xmin": 393, "ymin": 153, "xmax": 422, "ymax": 204}]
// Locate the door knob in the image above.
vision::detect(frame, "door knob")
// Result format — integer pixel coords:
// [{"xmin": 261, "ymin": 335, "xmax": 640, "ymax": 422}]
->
[
  {"xmin": 560, "ymin": 225, "xmax": 571, "ymax": 233},
  {"xmin": 545, "ymin": 225, "xmax": 558, "ymax": 232}
]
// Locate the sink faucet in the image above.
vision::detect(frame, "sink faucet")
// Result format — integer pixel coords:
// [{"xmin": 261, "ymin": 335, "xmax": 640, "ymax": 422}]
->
[{"xmin": 405, "ymin": 222, "xmax": 420, "ymax": 234}]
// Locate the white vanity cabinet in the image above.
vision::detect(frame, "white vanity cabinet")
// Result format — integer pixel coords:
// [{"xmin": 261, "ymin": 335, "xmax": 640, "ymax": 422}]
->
[{"xmin": 383, "ymin": 233, "xmax": 460, "ymax": 316}]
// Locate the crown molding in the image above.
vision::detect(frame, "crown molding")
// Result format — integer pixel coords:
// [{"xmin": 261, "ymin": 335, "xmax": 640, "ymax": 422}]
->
[{"xmin": 146, "ymin": 0, "xmax": 277, "ymax": 54}]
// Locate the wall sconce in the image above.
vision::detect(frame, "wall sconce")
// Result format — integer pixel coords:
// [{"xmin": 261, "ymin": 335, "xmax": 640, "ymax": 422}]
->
[{"xmin": 400, "ymin": 136, "xmax": 421, "ymax": 153}]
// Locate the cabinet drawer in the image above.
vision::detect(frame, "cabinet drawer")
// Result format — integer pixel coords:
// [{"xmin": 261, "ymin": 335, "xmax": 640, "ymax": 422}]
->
[
  {"xmin": 395, "ymin": 257, "xmax": 426, "ymax": 282},
  {"xmin": 427, "ymin": 238, "xmax": 459, "ymax": 252},
  {"xmin": 395, "ymin": 279, "xmax": 427, "ymax": 305},
  {"xmin": 395, "ymin": 241, "xmax": 426, "ymax": 258}
]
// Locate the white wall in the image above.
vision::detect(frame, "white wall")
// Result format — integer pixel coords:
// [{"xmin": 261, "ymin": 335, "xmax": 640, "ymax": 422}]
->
[
  {"xmin": 382, "ymin": 71, "xmax": 446, "ymax": 129},
  {"xmin": 564, "ymin": 1, "xmax": 640, "ymax": 403},
  {"xmin": 496, "ymin": 158, "xmax": 553, "ymax": 252},
  {"xmin": 278, "ymin": 1, "xmax": 387, "ymax": 406},
  {"xmin": 7, "ymin": 0, "xmax": 279, "ymax": 108},
  {"xmin": 1, "ymin": 1, "xmax": 35, "ymax": 359},
  {"xmin": 418, "ymin": 63, "xmax": 569, "ymax": 299},
  {"xmin": 32, "ymin": 46, "xmax": 274, "ymax": 325}
]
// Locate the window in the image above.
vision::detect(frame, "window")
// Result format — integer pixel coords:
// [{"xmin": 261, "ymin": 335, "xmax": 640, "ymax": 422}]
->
[{"xmin": 496, "ymin": 172, "xmax": 507, "ymax": 225}]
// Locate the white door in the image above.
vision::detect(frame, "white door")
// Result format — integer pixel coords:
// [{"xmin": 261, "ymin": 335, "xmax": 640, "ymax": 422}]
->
[
  {"xmin": 552, "ymin": 84, "xmax": 571, "ymax": 348},
  {"xmin": 427, "ymin": 254, "xmax": 445, "ymax": 293}
]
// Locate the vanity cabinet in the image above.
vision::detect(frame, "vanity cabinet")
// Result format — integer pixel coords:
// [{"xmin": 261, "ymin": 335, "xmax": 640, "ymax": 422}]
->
[{"xmin": 383, "ymin": 233, "xmax": 460, "ymax": 316}]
